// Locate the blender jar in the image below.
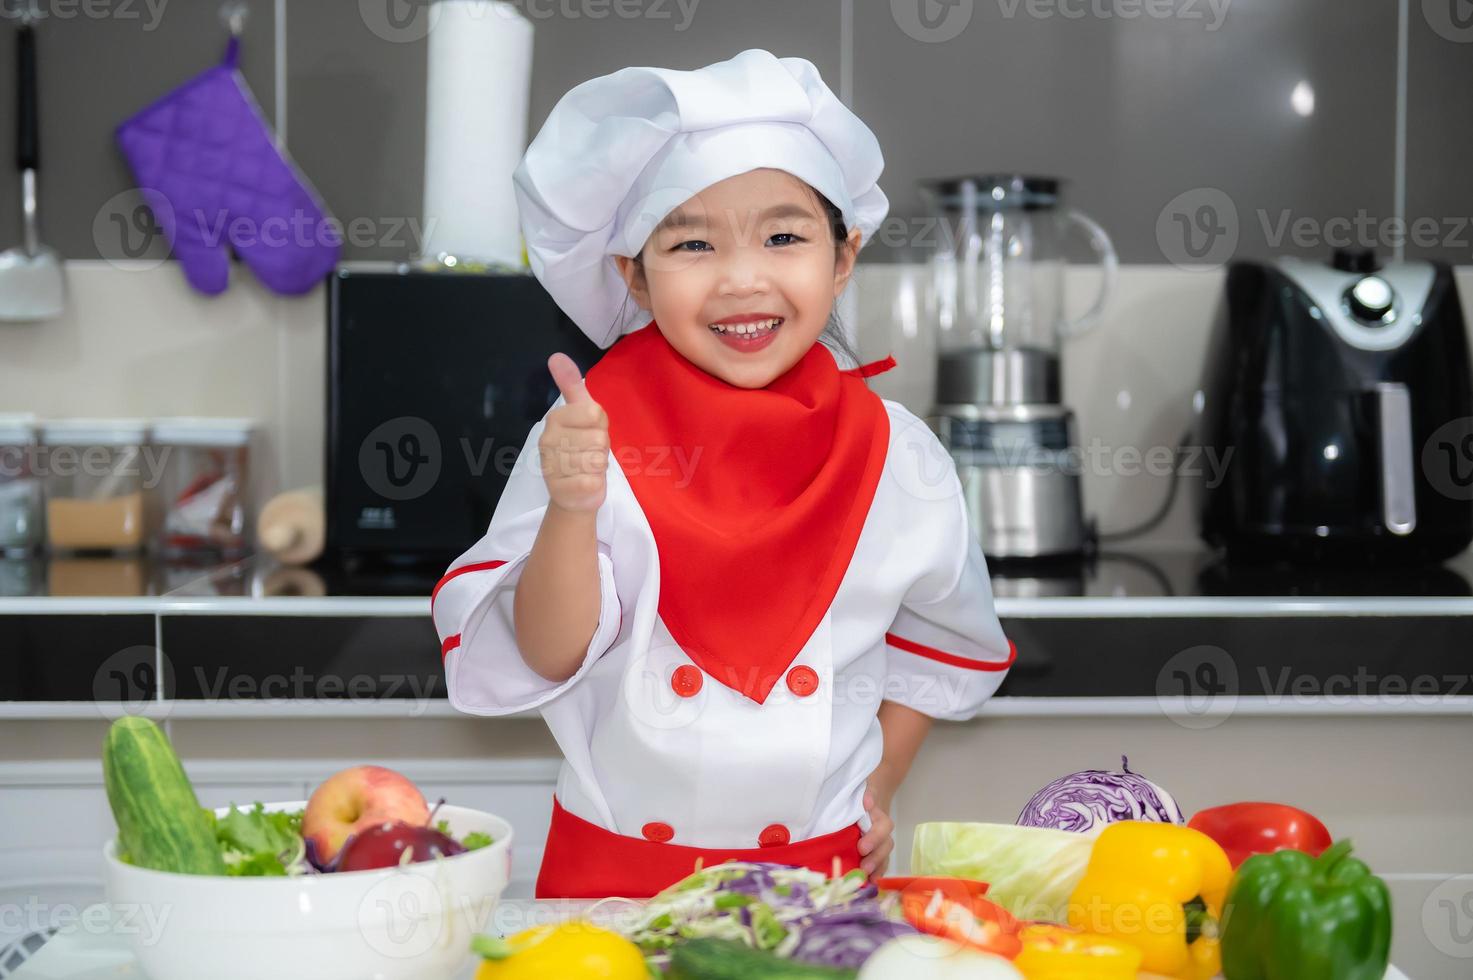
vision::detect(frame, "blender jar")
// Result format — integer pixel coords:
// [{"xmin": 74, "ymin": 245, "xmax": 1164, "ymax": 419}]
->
[
  {"xmin": 0, "ymin": 414, "xmax": 43, "ymax": 555},
  {"xmin": 151, "ymin": 418, "xmax": 254, "ymax": 558},
  {"xmin": 920, "ymin": 174, "xmax": 1116, "ymax": 405},
  {"xmin": 41, "ymin": 420, "xmax": 149, "ymax": 555}
]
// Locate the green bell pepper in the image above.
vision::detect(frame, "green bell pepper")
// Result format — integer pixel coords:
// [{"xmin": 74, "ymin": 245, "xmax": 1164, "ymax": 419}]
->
[{"xmin": 1220, "ymin": 839, "xmax": 1391, "ymax": 980}]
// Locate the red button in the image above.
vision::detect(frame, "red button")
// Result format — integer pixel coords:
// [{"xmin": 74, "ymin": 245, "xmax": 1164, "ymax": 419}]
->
[
  {"xmin": 671, "ymin": 665, "xmax": 703, "ymax": 698},
  {"xmin": 758, "ymin": 824, "xmax": 790, "ymax": 848},
  {"xmin": 786, "ymin": 665, "xmax": 819, "ymax": 697},
  {"xmin": 642, "ymin": 822, "xmax": 675, "ymax": 843}
]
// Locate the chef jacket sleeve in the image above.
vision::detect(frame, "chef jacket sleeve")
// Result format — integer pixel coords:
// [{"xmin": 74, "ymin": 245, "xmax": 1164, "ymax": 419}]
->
[
  {"xmin": 883, "ymin": 449, "xmax": 1016, "ymax": 722},
  {"xmin": 431, "ymin": 407, "xmax": 622, "ymax": 716}
]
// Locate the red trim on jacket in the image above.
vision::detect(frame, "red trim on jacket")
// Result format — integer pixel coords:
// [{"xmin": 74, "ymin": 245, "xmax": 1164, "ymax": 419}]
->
[
  {"xmin": 885, "ymin": 633, "xmax": 1017, "ymax": 672},
  {"xmin": 841, "ymin": 353, "xmax": 898, "ymax": 379},
  {"xmin": 430, "ymin": 559, "xmax": 507, "ymax": 612},
  {"xmin": 441, "ymin": 634, "xmax": 462, "ymax": 660}
]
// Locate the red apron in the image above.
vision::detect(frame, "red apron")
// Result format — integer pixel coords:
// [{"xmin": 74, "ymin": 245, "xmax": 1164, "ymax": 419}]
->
[{"xmin": 534, "ymin": 797, "xmax": 864, "ymax": 899}]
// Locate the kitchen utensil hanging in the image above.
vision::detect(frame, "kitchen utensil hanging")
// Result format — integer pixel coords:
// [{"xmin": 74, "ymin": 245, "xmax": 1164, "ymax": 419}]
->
[{"xmin": 0, "ymin": 4, "xmax": 66, "ymax": 322}]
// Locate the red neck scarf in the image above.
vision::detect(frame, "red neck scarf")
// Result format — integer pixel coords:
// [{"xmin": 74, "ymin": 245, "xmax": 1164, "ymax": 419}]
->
[{"xmin": 585, "ymin": 323, "xmax": 891, "ymax": 704}]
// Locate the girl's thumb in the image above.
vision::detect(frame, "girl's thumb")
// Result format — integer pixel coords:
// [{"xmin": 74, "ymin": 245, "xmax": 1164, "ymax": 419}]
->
[{"xmin": 548, "ymin": 352, "xmax": 590, "ymax": 404}]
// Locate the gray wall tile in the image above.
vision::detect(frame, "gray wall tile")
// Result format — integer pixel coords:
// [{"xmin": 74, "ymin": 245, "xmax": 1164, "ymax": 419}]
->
[
  {"xmin": 284, "ymin": 1, "xmax": 429, "ymax": 263},
  {"xmin": 853, "ymin": 0, "xmax": 1397, "ymax": 265},
  {"xmin": 521, "ymin": 0, "xmax": 844, "ymax": 130},
  {"xmin": 1406, "ymin": 2, "xmax": 1473, "ymax": 266},
  {"xmin": 291, "ymin": 0, "xmax": 845, "ymax": 261},
  {"xmin": 0, "ymin": 2, "xmax": 277, "ymax": 261},
  {"xmin": 2, "ymin": 0, "xmax": 1462, "ymax": 274}
]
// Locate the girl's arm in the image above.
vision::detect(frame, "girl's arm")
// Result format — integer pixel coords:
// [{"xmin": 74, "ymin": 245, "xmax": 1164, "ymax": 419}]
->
[
  {"xmin": 513, "ymin": 506, "xmax": 601, "ymax": 683},
  {"xmin": 859, "ymin": 699, "xmax": 934, "ymax": 877},
  {"xmin": 868, "ymin": 699, "xmax": 935, "ymax": 810},
  {"xmin": 514, "ymin": 354, "xmax": 610, "ymax": 683}
]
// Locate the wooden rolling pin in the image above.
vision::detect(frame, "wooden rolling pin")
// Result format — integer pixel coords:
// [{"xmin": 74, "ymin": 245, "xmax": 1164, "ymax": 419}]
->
[{"xmin": 255, "ymin": 487, "xmax": 324, "ymax": 566}]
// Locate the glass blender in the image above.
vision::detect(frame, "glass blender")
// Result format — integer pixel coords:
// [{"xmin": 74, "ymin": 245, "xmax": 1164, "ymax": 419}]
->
[{"xmin": 922, "ymin": 174, "xmax": 1117, "ymax": 559}]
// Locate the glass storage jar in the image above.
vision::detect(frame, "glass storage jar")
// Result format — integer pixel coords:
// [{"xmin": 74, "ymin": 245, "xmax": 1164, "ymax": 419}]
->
[
  {"xmin": 41, "ymin": 419, "xmax": 149, "ymax": 555},
  {"xmin": 0, "ymin": 414, "xmax": 43, "ymax": 555},
  {"xmin": 150, "ymin": 418, "xmax": 254, "ymax": 558}
]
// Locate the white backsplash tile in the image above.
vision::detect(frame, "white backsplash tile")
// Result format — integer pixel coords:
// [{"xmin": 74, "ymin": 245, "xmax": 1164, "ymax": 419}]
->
[{"xmin": 0, "ymin": 261, "xmax": 325, "ymax": 522}]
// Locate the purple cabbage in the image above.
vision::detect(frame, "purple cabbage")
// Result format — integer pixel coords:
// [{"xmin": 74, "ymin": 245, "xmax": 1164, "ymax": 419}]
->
[
  {"xmin": 787, "ymin": 903, "xmax": 918, "ymax": 969},
  {"xmin": 1017, "ymin": 756, "xmax": 1185, "ymax": 832}
]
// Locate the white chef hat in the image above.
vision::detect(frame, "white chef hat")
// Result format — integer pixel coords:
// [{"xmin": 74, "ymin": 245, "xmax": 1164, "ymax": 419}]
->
[{"xmin": 512, "ymin": 48, "xmax": 889, "ymax": 349}]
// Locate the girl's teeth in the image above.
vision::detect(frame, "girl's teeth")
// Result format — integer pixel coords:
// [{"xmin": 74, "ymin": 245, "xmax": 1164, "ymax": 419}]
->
[{"xmin": 709, "ymin": 317, "xmax": 783, "ymax": 335}]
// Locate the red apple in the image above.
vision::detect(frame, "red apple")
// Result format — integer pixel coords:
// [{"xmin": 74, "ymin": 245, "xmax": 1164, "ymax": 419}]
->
[
  {"xmin": 302, "ymin": 765, "xmax": 430, "ymax": 864},
  {"xmin": 336, "ymin": 820, "xmax": 466, "ymax": 872}
]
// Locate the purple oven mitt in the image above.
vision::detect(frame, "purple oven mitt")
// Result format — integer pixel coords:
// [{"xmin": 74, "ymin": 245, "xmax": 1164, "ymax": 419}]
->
[{"xmin": 115, "ymin": 37, "xmax": 340, "ymax": 296}]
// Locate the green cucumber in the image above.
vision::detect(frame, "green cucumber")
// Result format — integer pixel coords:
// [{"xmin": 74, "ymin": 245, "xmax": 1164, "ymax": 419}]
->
[
  {"xmin": 668, "ymin": 939, "xmax": 857, "ymax": 980},
  {"xmin": 103, "ymin": 717, "xmax": 226, "ymax": 875}
]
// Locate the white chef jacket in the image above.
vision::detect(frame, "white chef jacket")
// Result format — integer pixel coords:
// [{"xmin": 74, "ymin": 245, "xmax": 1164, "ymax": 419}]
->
[{"xmin": 432, "ymin": 396, "xmax": 1014, "ymax": 850}]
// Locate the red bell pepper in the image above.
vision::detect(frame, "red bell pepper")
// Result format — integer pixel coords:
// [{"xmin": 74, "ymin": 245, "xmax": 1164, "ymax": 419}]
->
[
  {"xmin": 1187, "ymin": 801, "xmax": 1332, "ymax": 868},
  {"xmin": 878, "ymin": 876, "xmax": 1022, "ymax": 958}
]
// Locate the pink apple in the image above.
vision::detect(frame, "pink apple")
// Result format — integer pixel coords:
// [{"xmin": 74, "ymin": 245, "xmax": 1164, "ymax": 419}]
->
[{"xmin": 302, "ymin": 765, "xmax": 430, "ymax": 864}]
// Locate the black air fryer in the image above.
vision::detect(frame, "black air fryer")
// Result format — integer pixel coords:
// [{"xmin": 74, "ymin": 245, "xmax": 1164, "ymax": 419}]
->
[{"xmin": 1198, "ymin": 248, "xmax": 1473, "ymax": 565}]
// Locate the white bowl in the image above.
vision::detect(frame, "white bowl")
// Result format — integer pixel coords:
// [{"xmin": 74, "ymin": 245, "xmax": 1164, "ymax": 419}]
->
[{"xmin": 103, "ymin": 802, "xmax": 513, "ymax": 980}]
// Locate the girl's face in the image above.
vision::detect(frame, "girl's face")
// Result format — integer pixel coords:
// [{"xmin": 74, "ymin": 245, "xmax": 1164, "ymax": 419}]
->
[{"xmin": 615, "ymin": 169, "xmax": 863, "ymax": 389}]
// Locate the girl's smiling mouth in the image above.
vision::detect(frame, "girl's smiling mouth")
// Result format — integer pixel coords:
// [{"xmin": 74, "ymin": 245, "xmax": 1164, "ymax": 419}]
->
[{"xmin": 708, "ymin": 315, "xmax": 784, "ymax": 352}]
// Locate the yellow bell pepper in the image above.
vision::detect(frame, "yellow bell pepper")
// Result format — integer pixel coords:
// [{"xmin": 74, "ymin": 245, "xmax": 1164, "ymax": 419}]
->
[
  {"xmin": 1065, "ymin": 821, "xmax": 1233, "ymax": 979},
  {"xmin": 1013, "ymin": 923, "xmax": 1142, "ymax": 979},
  {"xmin": 472, "ymin": 921, "xmax": 647, "ymax": 980}
]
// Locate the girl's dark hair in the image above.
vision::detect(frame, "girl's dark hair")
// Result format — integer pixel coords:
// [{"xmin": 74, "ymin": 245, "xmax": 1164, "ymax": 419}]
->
[{"xmin": 620, "ymin": 183, "xmax": 865, "ymax": 372}]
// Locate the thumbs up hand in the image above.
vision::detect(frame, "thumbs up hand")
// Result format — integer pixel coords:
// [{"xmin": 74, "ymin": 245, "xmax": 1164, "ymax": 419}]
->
[{"xmin": 540, "ymin": 353, "xmax": 609, "ymax": 513}]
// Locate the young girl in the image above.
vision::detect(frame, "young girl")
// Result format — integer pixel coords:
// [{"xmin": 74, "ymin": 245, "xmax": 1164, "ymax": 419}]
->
[{"xmin": 431, "ymin": 48, "xmax": 1015, "ymax": 900}]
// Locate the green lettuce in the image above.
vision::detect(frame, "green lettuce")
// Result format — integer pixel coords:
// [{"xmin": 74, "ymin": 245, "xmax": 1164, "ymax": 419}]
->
[
  {"xmin": 205, "ymin": 804, "xmax": 307, "ymax": 876},
  {"xmin": 435, "ymin": 819, "xmax": 494, "ymax": 851},
  {"xmin": 911, "ymin": 822, "xmax": 1094, "ymax": 922}
]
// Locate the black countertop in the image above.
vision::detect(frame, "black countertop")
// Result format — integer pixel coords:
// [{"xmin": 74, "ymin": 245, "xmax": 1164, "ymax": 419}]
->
[{"xmin": 4, "ymin": 547, "xmax": 1473, "ymax": 709}]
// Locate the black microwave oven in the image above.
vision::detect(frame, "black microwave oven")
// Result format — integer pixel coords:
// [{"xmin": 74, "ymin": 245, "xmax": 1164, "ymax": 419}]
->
[{"xmin": 326, "ymin": 265, "xmax": 604, "ymax": 566}]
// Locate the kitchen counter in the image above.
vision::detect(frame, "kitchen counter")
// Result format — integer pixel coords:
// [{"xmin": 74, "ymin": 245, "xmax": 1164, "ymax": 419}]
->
[
  {"xmin": 5, "ymin": 898, "xmax": 1414, "ymax": 980},
  {"xmin": 3, "ymin": 551, "xmax": 1465, "ymax": 979},
  {"xmin": 4, "ymin": 547, "xmax": 1473, "ymax": 717}
]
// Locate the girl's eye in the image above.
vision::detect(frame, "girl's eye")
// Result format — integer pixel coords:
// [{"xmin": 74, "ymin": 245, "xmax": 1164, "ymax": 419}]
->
[
  {"xmin": 769, "ymin": 233, "xmax": 805, "ymax": 246},
  {"xmin": 672, "ymin": 240, "xmax": 711, "ymax": 252}
]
